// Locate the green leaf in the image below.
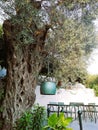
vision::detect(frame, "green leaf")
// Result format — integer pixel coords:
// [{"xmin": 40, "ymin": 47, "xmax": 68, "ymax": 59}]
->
[
  {"xmin": 48, "ymin": 113, "xmax": 58, "ymax": 127},
  {"xmin": 43, "ymin": 113, "xmax": 73, "ymax": 130}
]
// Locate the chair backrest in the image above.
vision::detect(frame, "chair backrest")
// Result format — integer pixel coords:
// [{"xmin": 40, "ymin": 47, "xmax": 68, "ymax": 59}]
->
[
  {"xmin": 69, "ymin": 102, "xmax": 84, "ymax": 106},
  {"xmin": 88, "ymin": 103, "xmax": 95, "ymax": 105}
]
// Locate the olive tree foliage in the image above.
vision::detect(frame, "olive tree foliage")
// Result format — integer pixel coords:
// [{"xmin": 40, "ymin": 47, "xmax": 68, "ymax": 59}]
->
[
  {"xmin": 0, "ymin": 0, "xmax": 98, "ymax": 83},
  {"xmin": 0, "ymin": 0, "xmax": 46, "ymax": 45},
  {"xmin": 45, "ymin": 20, "xmax": 89, "ymax": 83},
  {"xmin": 41, "ymin": 0, "xmax": 98, "ymax": 83}
]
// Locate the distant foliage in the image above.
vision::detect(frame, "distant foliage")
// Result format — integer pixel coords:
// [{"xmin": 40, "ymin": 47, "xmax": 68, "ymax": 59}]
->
[{"xmin": 85, "ymin": 74, "xmax": 98, "ymax": 96}]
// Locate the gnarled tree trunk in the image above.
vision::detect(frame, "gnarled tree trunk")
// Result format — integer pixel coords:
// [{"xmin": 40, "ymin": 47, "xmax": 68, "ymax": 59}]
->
[{"xmin": 0, "ymin": 19, "xmax": 49, "ymax": 130}]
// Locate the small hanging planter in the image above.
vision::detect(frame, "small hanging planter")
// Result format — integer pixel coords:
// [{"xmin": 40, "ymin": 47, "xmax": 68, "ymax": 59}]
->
[
  {"xmin": 40, "ymin": 81, "xmax": 56, "ymax": 95},
  {"xmin": 40, "ymin": 54, "xmax": 56, "ymax": 95}
]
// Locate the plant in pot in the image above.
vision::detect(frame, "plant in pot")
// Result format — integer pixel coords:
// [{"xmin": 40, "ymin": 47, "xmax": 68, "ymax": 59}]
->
[{"xmin": 39, "ymin": 55, "xmax": 56, "ymax": 95}]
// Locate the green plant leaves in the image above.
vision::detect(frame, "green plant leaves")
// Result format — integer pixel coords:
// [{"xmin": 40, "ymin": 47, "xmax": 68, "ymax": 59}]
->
[
  {"xmin": 43, "ymin": 113, "xmax": 73, "ymax": 130},
  {"xmin": 15, "ymin": 104, "xmax": 46, "ymax": 130},
  {"xmin": 48, "ymin": 113, "xmax": 58, "ymax": 128}
]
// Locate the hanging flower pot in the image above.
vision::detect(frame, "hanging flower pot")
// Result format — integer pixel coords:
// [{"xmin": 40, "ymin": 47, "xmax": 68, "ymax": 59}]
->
[{"xmin": 40, "ymin": 81, "xmax": 56, "ymax": 95}]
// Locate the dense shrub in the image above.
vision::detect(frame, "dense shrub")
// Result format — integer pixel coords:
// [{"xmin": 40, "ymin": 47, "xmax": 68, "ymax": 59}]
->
[
  {"xmin": 14, "ymin": 104, "xmax": 46, "ymax": 130},
  {"xmin": 85, "ymin": 74, "xmax": 98, "ymax": 96}
]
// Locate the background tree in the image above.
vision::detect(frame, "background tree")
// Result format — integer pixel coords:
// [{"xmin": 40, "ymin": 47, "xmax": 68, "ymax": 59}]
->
[
  {"xmin": 0, "ymin": 0, "xmax": 98, "ymax": 130},
  {"xmin": 42, "ymin": 3, "xmax": 98, "ymax": 84}
]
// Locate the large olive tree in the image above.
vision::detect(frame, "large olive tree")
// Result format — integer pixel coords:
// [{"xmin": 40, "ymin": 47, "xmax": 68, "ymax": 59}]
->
[{"xmin": 0, "ymin": 0, "xmax": 98, "ymax": 130}]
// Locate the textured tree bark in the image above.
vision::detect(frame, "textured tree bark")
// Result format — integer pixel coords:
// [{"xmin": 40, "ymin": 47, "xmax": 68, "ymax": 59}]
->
[{"xmin": 0, "ymin": 19, "xmax": 49, "ymax": 130}]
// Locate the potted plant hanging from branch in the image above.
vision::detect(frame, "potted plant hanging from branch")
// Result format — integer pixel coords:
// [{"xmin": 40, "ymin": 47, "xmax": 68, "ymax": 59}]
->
[{"xmin": 39, "ymin": 55, "xmax": 56, "ymax": 95}]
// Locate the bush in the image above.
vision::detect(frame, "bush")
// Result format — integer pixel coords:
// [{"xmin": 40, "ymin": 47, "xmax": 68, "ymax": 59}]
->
[
  {"xmin": 93, "ymin": 85, "xmax": 98, "ymax": 96},
  {"xmin": 85, "ymin": 74, "xmax": 98, "ymax": 96},
  {"xmin": 15, "ymin": 104, "xmax": 46, "ymax": 130},
  {"xmin": 43, "ymin": 113, "xmax": 73, "ymax": 130}
]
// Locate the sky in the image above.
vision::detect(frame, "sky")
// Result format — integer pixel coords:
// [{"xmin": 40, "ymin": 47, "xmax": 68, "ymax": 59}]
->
[{"xmin": 87, "ymin": 20, "xmax": 98, "ymax": 75}]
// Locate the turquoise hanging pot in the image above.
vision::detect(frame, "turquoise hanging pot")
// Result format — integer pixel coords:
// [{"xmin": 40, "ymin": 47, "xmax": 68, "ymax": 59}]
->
[{"xmin": 40, "ymin": 81, "xmax": 56, "ymax": 95}]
